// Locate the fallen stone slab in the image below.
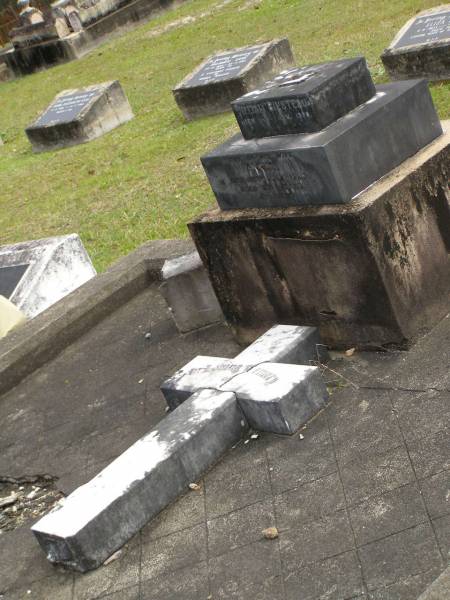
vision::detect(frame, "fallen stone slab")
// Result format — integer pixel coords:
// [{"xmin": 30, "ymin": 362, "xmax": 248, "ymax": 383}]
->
[
  {"xmin": 221, "ymin": 362, "xmax": 328, "ymax": 434},
  {"xmin": 160, "ymin": 355, "xmax": 249, "ymax": 410},
  {"xmin": 235, "ymin": 324, "xmax": 328, "ymax": 365},
  {"xmin": 32, "ymin": 388, "xmax": 247, "ymax": 572},
  {"xmin": 381, "ymin": 5, "xmax": 450, "ymax": 82},
  {"xmin": 172, "ymin": 38, "xmax": 295, "ymax": 120},
  {"xmin": 25, "ymin": 80, "xmax": 133, "ymax": 152},
  {"xmin": 160, "ymin": 250, "xmax": 223, "ymax": 333}
]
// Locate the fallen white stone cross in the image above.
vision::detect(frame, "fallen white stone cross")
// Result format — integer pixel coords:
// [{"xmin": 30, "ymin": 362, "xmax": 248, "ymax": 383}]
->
[
  {"xmin": 32, "ymin": 388, "xmax": 247, "ymax": 572},
  {"xmin": 32, "ymin": 324, "xmax": 328, "ymax": 572}
]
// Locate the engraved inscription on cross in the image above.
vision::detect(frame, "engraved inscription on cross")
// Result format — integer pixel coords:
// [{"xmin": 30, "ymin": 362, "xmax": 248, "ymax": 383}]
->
[{"xmin": 160, "ymin": 324, "xmax": 329, "ymax": 434}]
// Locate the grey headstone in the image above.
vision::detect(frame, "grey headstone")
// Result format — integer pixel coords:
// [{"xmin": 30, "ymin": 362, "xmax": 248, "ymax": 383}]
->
[
  {"xmin": 201, "ymin": 80, "xmax": 442, "ymax": 209},
  {"xmin": 172, "ymin": 38, "xmax": 295, "ymax": 120},
  {"xmin": 32, "ymin": 388, "xmax": 248, "ymax": 572},
  {"xmin": 221, "ymin": 362, "xmax": 328, "ymax": 434},
  {"xmin": 0, "ymin": 234, "xmax": 96, "ymax": 318},
  {"xmin": 160, "ymin": 356, "xmax": 249, "ymax": 410},
  {"xmin": 235, "ymin": 324, "xmax": 328, "ymax": 365},
  {"xmin": 160, "ymin": 251, "xmax": 223, "ymax": 333},
  {"xmin": 232, "ymin": 57, "xmax": 376, "ymax": 139},
  {"xmin": 381, "ymin": 6, "xmax": 450, "ymax": 82},
  {"xmin": 25, "ymin": 80, "xmax": 133, "ymax": 152}
]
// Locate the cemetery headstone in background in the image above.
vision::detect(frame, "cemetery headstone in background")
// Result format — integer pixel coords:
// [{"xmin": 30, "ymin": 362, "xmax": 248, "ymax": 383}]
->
[
  {"xmin": 189, "ymin": 55, "xmax": 450, "ymax": 349},
  {"xmin": 172, "ymin": 38, "xmax": 295, "ymax": 120},
  {"xmin": 25, "ymin": 80, "xmax": 133, "ymax": 152},
  {"xmin": 0, "ymin": 234, "xmax": 96, "ymax": 318},
  {"xmin": 381, "ymin": 5, "xmax": 450, "ymax": 81}
]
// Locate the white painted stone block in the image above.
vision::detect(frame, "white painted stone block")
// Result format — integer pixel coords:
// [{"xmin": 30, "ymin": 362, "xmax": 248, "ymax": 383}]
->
[
  {"xmin": 0, "ymin": 234, "xmax": 96, "ymax": 318},
  {"xmin": 221, "ymin": 362, "xmax": 329, "ymax": 434},
  {"xmin": 0, "ymin": 295, "xmax": 27, "ymax": 338},
  {"xmin": 32, "ymin": 388, "xmax": 247, "ymax": 572},
  {"xmin": 160, "ymin": 250, "xmax": 223, "ymax": 333},
  {"xmin": 236, "ymin": 324, "xmax": 328, "ymax": 366},
  {"xmin": 160, "ymin": 355, "xmax": 249, "ymax": 410}
]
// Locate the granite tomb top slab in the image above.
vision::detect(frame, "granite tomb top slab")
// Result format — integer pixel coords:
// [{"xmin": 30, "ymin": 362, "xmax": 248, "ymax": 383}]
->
[{"xmin": 232, "ymin": 57, "xmax": 376, "ymax": 138}]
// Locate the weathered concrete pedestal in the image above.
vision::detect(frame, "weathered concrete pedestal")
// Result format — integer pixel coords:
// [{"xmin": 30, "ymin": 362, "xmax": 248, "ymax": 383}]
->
[{"xmin": 190, "ymin": 125, "xmax": 450, "ymax": 348}]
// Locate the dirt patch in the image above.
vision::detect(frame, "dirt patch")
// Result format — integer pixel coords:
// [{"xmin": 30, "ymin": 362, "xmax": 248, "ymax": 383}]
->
[{"xmin": 0, "ymin": 475, "xmax": 62, "ymax": 532}]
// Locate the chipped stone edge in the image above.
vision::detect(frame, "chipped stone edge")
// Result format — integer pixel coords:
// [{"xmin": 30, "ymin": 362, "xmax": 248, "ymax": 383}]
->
[{"xmin": 0, "ymin": 238, "xmax": 194, "ymax": 398}]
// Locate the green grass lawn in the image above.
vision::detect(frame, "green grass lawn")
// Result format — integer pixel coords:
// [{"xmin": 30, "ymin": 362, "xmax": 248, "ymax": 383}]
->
[{"xmin": 0, "ymin": 0, "xmax": 448, "ymax": 270}]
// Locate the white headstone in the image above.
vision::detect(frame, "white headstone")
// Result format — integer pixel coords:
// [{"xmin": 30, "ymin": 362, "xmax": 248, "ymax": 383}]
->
[{"xmin": 0, "ymin": 234, "xmax": 96, "ymax": 318}]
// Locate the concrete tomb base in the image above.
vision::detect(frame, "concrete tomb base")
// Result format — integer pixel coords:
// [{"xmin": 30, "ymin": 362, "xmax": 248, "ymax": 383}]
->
[
  {"xmin": 190, "ymin": 124, "xmax": 450, "ymax": 348},
  {"xmin": 0, "ymin": 233, "xmax": 96, "ymax": 318},
  {"xmin": 25, "ymin": 80, "xmax": 133, "ymax": 152},
  {"xmin": 32, "ymin": 388, "xmax": 247, "ymax": 572},
  {"xmin": 172, "ymin": 38, "xmax": 295, "ymax": 120},
  {"xmin": 381, "ymin": 5, "xmax": 450, "ymax": 82},
  {"xmin": 160, "ymin": 250, "xmax": 223, "ymax": 333}
]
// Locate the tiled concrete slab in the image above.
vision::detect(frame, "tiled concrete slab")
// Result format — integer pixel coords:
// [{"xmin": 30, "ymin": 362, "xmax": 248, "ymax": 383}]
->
[
  {"xmin": 359, "ymin": 523, "xmax": 444, "ymax": 591},
  {"xmin": 1, "ymin": 263, "xmax": 449, "ymax": 599}
]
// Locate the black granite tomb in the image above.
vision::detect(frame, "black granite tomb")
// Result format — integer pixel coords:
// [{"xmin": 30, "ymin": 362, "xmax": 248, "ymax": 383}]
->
[
  {"xmin": 26, "ymin": 80, "xmax": 133, "ymax": 152},
  {"xmin": 0, "ymin": 264, "xmax": 29, "ymax": 299},
  {"xmin": 232, "ymin": 57, "xmax": 376, "ymax": 139},
  {"xmin": 172, "ymin": 39, "xmax": 295, "ymax": 120},
  {"xmin": 202, "ymin": 79, "xmax": 442, "ymax": 209},
  {"xmin": 381, "ymin": 6, "xmax": 450, "ymax": 81}
]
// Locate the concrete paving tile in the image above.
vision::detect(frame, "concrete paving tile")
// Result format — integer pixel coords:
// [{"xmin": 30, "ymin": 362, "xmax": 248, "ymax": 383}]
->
[
  {"xmin": 368, "ymin": 567, "xmax": 444, "ymax": 600},
  {"xmin": 283, "ymin": 550, "xmax": 364, "ymax": 600},
  {"xmin": 324, "ymin": 351, "xmax": 400, "ymax": 389},
  {"xmin": 274, "ymin": 472, "xmax": 345, "ymax": 531},
  {"xmin": 204, "ymin": 443, "xmax": 271, "ymax": 519},
  {"xmin": 207, "ymin": 499, "xmax": 275, "ymax": 558},
  {"xmin": 339, "ymin": 444, "xmax": 415, "ymax": 506},
  {"xmin": 208, "ymin": 539, "xmax": 282, "ymax": 600},
  {"xmin": 0, "ymin": 527, "xmax": 56, "ymax": 593},
  {"xmin": 101, "ymin": 585, "xmax": 140, "ymax": 599},
  {"xmin": 432, "ymin": 514, "xmax": 450, "ymax": 559},
  {"xmin": 279, "ymin": 510, "xmax": 354, "ymax": 573},
  {"xmin": 349, "ymin": 483, "xmax": 428, "ymax": 547},
  {"xmin": 407, "ymin": 428, "xmax": 450, "ymax": 479},
  {"xmin": 419, "ymin": 470, "xmax": 450, "ymax": 519},
  {"xmin": 327, "ymin": 388, "xmax": 402, "ymax": 462},
  {"xmin": 359, "ymin": 522, "xmax": 443, "ymax": 591},
  {"xmin": 2, "ymin": 573, "xmax": 74, "ymax": 600},
  {"xmin": 141, "ymin": 488, "xmax": 205, "ymax": 543},
  {"xmin": 266, "ymin": 416, "xmax": 337, "ymax": 494},
  {"xmin": 73, "ymin": 540, "xmax": 140, "ymax": 600},
  {"xmin": 140, "ymin": 523, "xmax": 207, "ymax": 583},
  {"xmin": 391, "ymin": 389, "xmax": 450, "ymax": 443},
  {"xmin": 83, "ymin": 416, "xmax": 154, "ymax": 468},
  {"xmin": 141, "ymin": 562, "xmax": 209, "ymax": 600},
  {"xmin": 383, "ymin": 313, "xmax": 450, "ymax": 392}
]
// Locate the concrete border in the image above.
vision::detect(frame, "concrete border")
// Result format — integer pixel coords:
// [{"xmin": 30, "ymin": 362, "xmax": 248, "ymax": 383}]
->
[
  {"xmin": 0, "ymin": 238, "xmax": 193, "ymax": 398},
  {"xmin": 417, "ymin": 567, "xmax": 450, "ymax": 599}
]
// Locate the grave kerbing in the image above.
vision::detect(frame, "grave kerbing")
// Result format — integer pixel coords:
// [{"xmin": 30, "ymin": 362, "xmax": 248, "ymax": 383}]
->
[
  {"xmin": 172, "ymin": 38, "xmax": 295, "ymax": 120},
  {"xmin": 381, "ymin": 5, "xmax": 450, "ymax": 81},
  {"xmin": 25, "ymin": 80, "xmax": 133, "ymax": 152}
]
